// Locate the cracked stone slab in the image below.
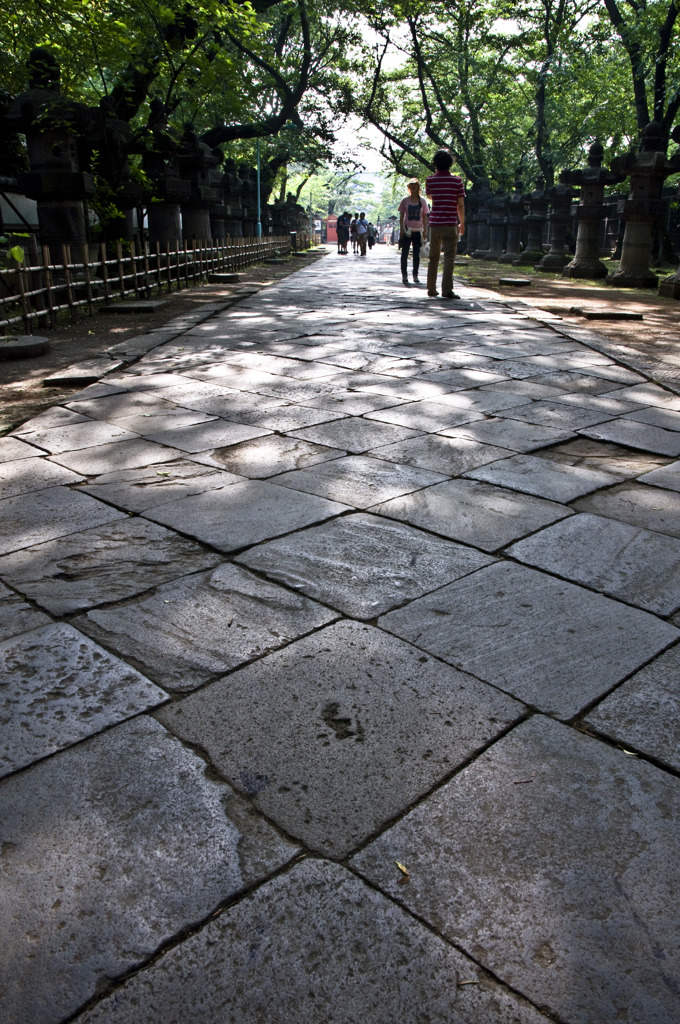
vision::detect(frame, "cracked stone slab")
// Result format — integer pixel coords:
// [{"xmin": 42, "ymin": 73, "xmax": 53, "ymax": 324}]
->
[
  {"xmin": 441, "ymin": 416, "xmax": 574, "ymax": 452},
  {"xmin": 479, "ymin": 378, "xmax": 568, "ymax": 401},
  {"xmin": 622, "ymin": 406, "xmax": 680, "ymax": 432},
  {"xmin": 379, "ymin": 561, "xmax": 678, "ymax": 717},
  {"xmin": 573, "ymin": 482, "xmax": 680, "ymax": 538},
  {"xmin": 76, "ymin": 562, "xmax": 337, "ymax": 691},
  {"xmin": 11, "ymin": 405, "xmax": 88, "ymax": 434},
  {"xmin": 64, "ymin": 390, "xmax": 183, "ymax": 424},
  {"xmin": 508, "ymin": 513, "xmax": 680, "ymax": 615},
  {"xmin": 370, "ymin": 434, "xmax": 514, "ymax": 476},
  {"xmin": 465, "ymin": 452, "xmax": 619, "ymax": 502},
  {"xmin": 351, "ymin": 716, "xmax": 680, "ymax": 1024},
  {"xmin": 374, "ymin": 478, "xmax": 571, "ymax": 552},
  {"xmin": 11, "ymin": 419, "xmax": 140, "ymax": 454},
  {"xmin": 0, "ymin": 518, "xmax": 222, "ymax": 615},
  {"xmin": 607, "ymin": 382, "xmax": 680, "ymax": 411},
  {"xmin": 300, "ymin": 390, "xmax": 407, "ymax": 416},
  {"xmin": 0, "ymin": 436, "xmax": 47, "ymax": 463},
  {"xmin": 536, "ymin": 438, "xmax": 671, "ymax": 479},
  {"xmin": 157, "ymin": 620, "xmax": 523, "ymax": 856},
  {"xmin": 0, "ymin": 457, "xmax": 84, "ymax": 501},
  {"xmin": 205, "ymin": 434, "xmax": 344, "ymax": 478},
  {"xmin": 580, "ymin": 418, "xmax": 680, "ymax": 457},
  {"xmin": 47, "ymin": 438, "xmax": 188, "ymax": 476},
  {"xmin": 77, "ymin": 858, "xmax": 545, "ymax": 1024},
  {"xmin": 274, "ymin": 455, "xmax": 446, "ymax": 509},
  {"xmin": 78, "ymin": 459, "xmax": 243, "ymax": 513},
  {"xmin": 0, "ymin": 716, "xmax": 297, "ymax": 1024},
  {"xmin": 288, "ymin": 416, "xmax": 421, "ymax": 454},
  {"xmin": 245, "ymin": 404, "xmax": 346, "ymax": 431},
  {"xmin": 0, "ymin": 591, "xmax": 51, "ymax": 642},
  {"xmin": 639, "ymin": 459, "xmax": 680, "ymax": 492},
  {"xmin": 139, "ymin": 418, "xmax": 270, "ymax": 453},
  {"xmin": 144, "ymin": 479, "xmax": 349, "ymax": 552},
  {"xmin": 0, "ymin": 486, "xmax": 125, "ymax": 557},
  {"xmin": 498, "ymin": 400, "xmax": 618, "ymax": 431},
  {"xmin": 432, "ymin": 388, "xmax": 533, "ymax": 415},
  {"xmin": 237, "ymin": 513, "xmax": 494, "ymax": 618},
  {"xmin": 585, "ymin": 645, "xmax": 680, "ymax": 771},
  {"xmin": 524, "ymin": 370, "xmax": 623, "ymax": 394},
  {"xmin": 0, "ymin": 621, "xmax": 165, "ymax": 776}
]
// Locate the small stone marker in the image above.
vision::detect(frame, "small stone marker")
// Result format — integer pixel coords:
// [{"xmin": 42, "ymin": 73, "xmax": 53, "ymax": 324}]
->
[
  {"xmin": 99, "ymin": 300, "xmax": 169, "ymax": 315},
  {"xmin": 0, "ymin": 335, "xmax": 49, "ymax": 360},
  {"xmin": 570, "ymin": 307, "xmax": 643, "ymax": 320},
  {"xmin": 208, "ymin": 272, "xmax": 240, "ymax": 283},
  {"xmin": 499, "ymin": 278, "xmax": 532, "ymax": 286},
  {"xmin": 264, "ymin": 257, "xmax": 289, "ymax": 264}
]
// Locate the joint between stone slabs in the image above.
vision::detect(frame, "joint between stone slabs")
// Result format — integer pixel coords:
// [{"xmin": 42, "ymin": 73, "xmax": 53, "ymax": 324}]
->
[{"xmin": 571, "ymin": 719, "xmax": 680, "ymax": 782}]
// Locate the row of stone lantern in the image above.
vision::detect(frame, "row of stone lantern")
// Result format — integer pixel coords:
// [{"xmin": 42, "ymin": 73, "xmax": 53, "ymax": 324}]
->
[
  {"xmin": 0, "ymin": 48, "xmax": 307, "ymax": 260},
  {"xmin": 462, "ymin": 122, "xmax": 680, "ymax": 292}
]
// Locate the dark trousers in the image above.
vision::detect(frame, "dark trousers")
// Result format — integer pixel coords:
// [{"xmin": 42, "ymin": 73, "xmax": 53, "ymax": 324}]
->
[{"xmin": 400, "ymin": 231, "xmax": 422, "ymax": 276}]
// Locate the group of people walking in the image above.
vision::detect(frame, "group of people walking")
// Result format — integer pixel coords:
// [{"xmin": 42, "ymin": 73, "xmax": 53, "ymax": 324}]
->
[
  {"xmin": 398, "ymin": 149, "xmax": 465, "ymax": 298},
  {"xmin": 336, "ymin": 212, "xmax": 376, "ymax": 256}
]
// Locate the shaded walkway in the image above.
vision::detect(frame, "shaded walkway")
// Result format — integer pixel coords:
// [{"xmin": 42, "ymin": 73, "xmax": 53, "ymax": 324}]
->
[{"xmin": 1, "ymin": 245, "xmax": 679, "ymax": 1024}]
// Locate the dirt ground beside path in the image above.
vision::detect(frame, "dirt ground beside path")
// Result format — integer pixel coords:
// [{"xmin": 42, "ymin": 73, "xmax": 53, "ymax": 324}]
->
[
  {"xmin": 455, "ymin": 256, "xmax": 680, "ymax": 390},
  {"xmin": 0, "ymin": 256, "xmax": 321, "ymax": 435},
  {"xmin": 1, "ymin": 246, "xmax": 678, "ymax": 434}
]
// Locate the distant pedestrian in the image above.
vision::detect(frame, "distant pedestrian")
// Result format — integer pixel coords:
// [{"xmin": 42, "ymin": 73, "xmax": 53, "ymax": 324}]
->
[
  {"xmin": 356, "ymin": 212, "xmax": 369, "ymax": 256},
  {"xmin": 367, "ymin": 222, "xmax": 376, "ymax": 249},
  {"xmin": 425, "ymin": 150, "xmax": 465, "ymax": 298},
  {"xmin": 350, "ymin": 215, "xmax": 359, "ymax": 253},
  {"xmin": 398, "ymin": 178, "xmax": 429, "ymax": 286},
  {"xmin": 336, "ymin": 210, "xmax": 351, "ymax": 254}
]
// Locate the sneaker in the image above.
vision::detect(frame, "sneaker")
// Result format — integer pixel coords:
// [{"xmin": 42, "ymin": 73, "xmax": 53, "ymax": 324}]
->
[
  {"xmin": 442, "ymin": 292, "xmax": 460, "ymax": 299},
  {"xmin": 413, "ymin": 274, "xmax": 420, "ymax": 284},
  {"xmin": 402, "ymin": 276, "xmax": 410, "ymax": 286},
  {"xmin": 427, "ymin": 290, "xmax": 439, "ymax": 297}
]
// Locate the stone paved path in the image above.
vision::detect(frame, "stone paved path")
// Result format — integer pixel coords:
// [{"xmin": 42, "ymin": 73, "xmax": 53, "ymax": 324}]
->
[{"xmin": 1, "ymin": 246, "xmax": 680, "ymax": 1024}]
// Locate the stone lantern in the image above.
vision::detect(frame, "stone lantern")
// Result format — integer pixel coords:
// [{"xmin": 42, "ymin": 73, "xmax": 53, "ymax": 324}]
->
[
  {"xmin": 513, "ymin": 176, "xmax": 548, "ymax": 265},
  {"xmin": 240, "ymin": 165, "xmax": 257, "ymax": 237},
  {"xmin": 177, "ymin": 123, "xmax": 222, "ymax": 242},
  {"xmin": 485, "ymin": 188, "xmax": 508, "ymax": 260},
  {"xmin": 221, "ymin": 160, "xmax": 244, "ymax": 237},
  {"xmin": 463, "ymin": 188, "xmax": 479, "ymax": 254},
  {"xmin": 499, "ymin": 180, "xmax": 526, "ymax": 263},
  {"xmin": 562, "ymin": 142, "xmax": 625, "ymax": 279},
  {"xmin": 536, "ymin": 170, "xmax": 577, "ymax": 271},
  {"xmin": 3, "ymin": 48, "xmax": 94, "ymax": 260},
  {"xmin": 142, "ymin": 100, "xmax": 190, "ymax": 246},
  {"xmin": 606, "ymin": 122, "xmax": 680, "ymax": 288},
  {"xmin": 659, "ymin": 181, "xmax": 680, "ymax": 298},
  {"xmin": 472, "ymin": 180, "xmax": 493, "ymax": 258}
]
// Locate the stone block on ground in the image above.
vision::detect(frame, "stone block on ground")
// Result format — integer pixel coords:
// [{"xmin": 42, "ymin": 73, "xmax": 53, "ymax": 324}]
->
[
  {"xmin": 351, "ymin": 716, "xmax": 680, "ymax": 1024},
  {"xmin": 76, "ymin": 562, "xmax": 337, "ymax": 691},
  {"xmin": 0, "ymin": 716, "xmax": 297, "ymax": 1024},
  {"xmin": 0, "ymin": 622, "xmax": 165, "ymax": 776},
  {"xmin": 0, "ymin": 335, "xmax": 49, "ymax": 360},
  {"xmin": 379, "ymin": 561, "xmax": 678, "ymax": 717},
  {"xmin": 208, "ymin": 272, "xmax": 240, "ymax": 283},
  {"xmin": 157, "ymin": 620, "xmax": 524, "ymax": 856},
  {"xmin": 238, "ymin": 513, "xmax": 494, "ymax": 619},
  {"xmin": 77, "ymin": 859, "xmax": 546, "ymax": 1024},
  {"xmin": 99, "ymin": 299, "xmax": 169, "ymax": 314},
  {"xmin": 43, "ymin": 359, "xmax": 126, "ymax": 387},
  {"xmin": 585, "ymin": 645, "xmax": 680, "ymax": 770},
  {"xmin": 0, "ymin": 518, "xmax": 222, "ymax": 614}
]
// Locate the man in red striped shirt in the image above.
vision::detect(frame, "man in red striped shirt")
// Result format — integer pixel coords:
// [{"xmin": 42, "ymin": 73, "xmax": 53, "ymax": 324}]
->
[{"xmin": 425, "ymin": 150, "xmax": 465, "ymax": 298}]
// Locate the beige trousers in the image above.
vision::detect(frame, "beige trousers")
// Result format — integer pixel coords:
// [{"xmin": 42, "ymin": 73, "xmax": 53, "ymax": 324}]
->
[{"xmin": 427, "ymin": 224, "xmax": 459, "ymax": 295}]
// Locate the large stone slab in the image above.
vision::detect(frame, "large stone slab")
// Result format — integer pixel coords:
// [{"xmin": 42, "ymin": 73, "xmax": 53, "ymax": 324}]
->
[
  {"xmin": 248, "ymin": 404, "xmax": 346, "ymax": 431},
  {"xmin": 78, "ymin": 459, "xmax": 243, "ymax": 513},
  {"xmin": 78, "ymin": 858, "xmax": 545, "ymax": 1024},
  {"xmin": 573, "ymin": 482, "xmax": 680, "ymax": 538},
  {"xmin": 206, "ymin": 434, "xmax": 344, "ymax": 478},
  {"xmin": 580, "ymin": 418, "xmax": 680, "ymax": 457},
  {"xmin": 238, "ymin": 513, "xmax": 494, "ymax": 618},
  {"xmin": 0, "ymin": 590, "xmax": 52, "ymax": 642},
  {"xmin": 508, "ymin": 512, "xmax": 680, "ymax": 615},
  {"xmin": 77, "ymin": 562, "xmax": 337, "ymax": 690},
  {"xmin": 639, "ymin": 459, "xmax": 680, "ymax": 491},
  {"xmin": 536, "ymin": 437, "xmax": 671, "ymax": 479},
  {"xmin": 157, "ymin": 620, "xmax": 523, "ymax": 856},
  {"xmin": 374, "ymin": 478, "xmax": 571, "ymax": 552},
  {"xmin": 499, "ymin": 400, "xmax": 617, "ymax": 430},
  {"xmin": 141, "ymin": 418, "xmax": 270, "ymax": 453},
  {"xmin": 351, "ymin": 716, "xmax": 680, "ymax": 1024},
  {"xmin": 608, "ymin": 382, "xmax": 680, "ymax": 410},
  {"xmin": 0, "ymin": 436, "xmax": 46, "ymax": 462},
  {"xmin": 441, "ymin": 416, "xmax": 574, "ymax": 452},
  {"xmin": 47, "ymin": 438, "xmax": 187, "ymax": 475},
  {"xmin": 288, "ymin": 416, "xmax": 421, "ymax": 453},
  {"xmin": 585, "ymin": 645, "xmax": 680, "ymax": 770},
  {"xmin": 12, "ymin": 405, "xmax": 88, "ymax": 433},
  {"xmin": 0, "ymin": 519, "xmax": 222, "ymax": 614},
  {"xmin": 0, "ymin": 716, "xmax": 296, "ymax": 1024},
  {"xmin": 65, "ymin": 389, "xmax": 182, "ymax": 423},
  {"xmin": 0, "ymin": 622, "xmax": 165, "ymax": 776},
  {"xmin": 0, "ymin": 486, "xmax": 125, "ymax": 556},
  {"xmin": 11, "ymin": 419, "xmax": 140, "ymax": 454},
  {"xmin": 370, "ymin": 434, "xmax": 513, "ymax": 475},
  {"xmin": 144, "ymin": 479, "xmax": 349, "ymax": 552},
  {"xmin": 465, "ymin": 452, "xmax": 618, "ymax": 502},
  {"xmin": 434, "ymin": 388, "xmax": 533, "ymax": 414},
  {"xmin": 379, "ymin": 561, "xmax": 678, "ymax": 716},
  {"xmin": 0, "ymin": 457, "xmax": 84, "ymax": 501},
  {"xmin": 275, "ymin": 455, "xmax": 446, "ymax": 509},
  {"xmin": 364, "ymin": 400, "xmax": 485, "ymax": 432},
  {"xmin": 525, "ymin": 370, "xmax": 623, "ymax": 394}
]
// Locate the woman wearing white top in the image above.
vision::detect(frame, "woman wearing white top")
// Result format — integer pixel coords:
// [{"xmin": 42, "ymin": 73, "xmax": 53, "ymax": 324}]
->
[{"xmin": 398, "ymin": 179, "xmax": 429, "ymax": 286}]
